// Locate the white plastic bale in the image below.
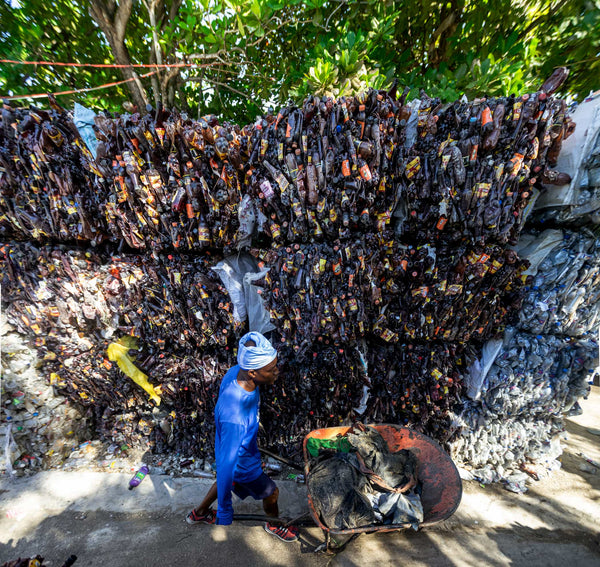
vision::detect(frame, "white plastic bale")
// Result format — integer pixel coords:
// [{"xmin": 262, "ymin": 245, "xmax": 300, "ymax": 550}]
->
[{"xmin": 517, "ymin": 231, "xmax": 600, "ymax": 336}]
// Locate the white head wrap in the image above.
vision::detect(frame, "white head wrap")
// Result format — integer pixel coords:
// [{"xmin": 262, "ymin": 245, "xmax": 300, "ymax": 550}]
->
[{"xmin": 237, "ymin": 331, "xmax": 277, "ymax": 371}]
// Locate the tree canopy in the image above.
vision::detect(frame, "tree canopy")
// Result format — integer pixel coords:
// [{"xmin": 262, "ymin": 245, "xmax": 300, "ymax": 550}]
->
[{"xmin": 1, "ymin": 0, "xmax": 599, "ymax": 123}]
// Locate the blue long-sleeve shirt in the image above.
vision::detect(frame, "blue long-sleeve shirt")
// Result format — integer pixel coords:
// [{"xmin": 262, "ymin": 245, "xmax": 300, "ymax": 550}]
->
[{"xmin": 215, "ymin": 365, "xmax": 263, "ymax": 525}]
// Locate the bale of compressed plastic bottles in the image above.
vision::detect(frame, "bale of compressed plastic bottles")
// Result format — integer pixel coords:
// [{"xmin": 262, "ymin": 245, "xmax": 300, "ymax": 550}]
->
[{"xmin": 0, "ymin": 69, "xmax": 584, "ymax": 466}]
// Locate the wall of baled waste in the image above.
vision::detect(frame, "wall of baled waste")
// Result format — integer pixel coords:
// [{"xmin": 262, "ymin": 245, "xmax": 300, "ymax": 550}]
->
[
  {"xmin": 2, "ymin": 69, "xmax": 596, "ymax": 482},
  {"xmin": 451, "ymin": 93, "xmax": 600, "ymax": 491}
]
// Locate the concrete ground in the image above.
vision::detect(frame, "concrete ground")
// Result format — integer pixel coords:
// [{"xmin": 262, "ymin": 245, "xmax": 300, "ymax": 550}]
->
[{"xmin": 1, "ymin": 388, "xmax": 599, "ymax": 567}]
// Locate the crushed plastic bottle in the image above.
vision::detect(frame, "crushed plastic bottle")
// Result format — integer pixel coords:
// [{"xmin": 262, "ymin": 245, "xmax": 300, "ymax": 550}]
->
[{"xmin": 128, "ymin": 464, "xmax": 149, "ymax": 490}]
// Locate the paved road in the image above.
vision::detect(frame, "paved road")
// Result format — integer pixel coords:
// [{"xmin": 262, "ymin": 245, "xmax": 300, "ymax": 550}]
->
[{"xmin": 1, "ymin": 388, "xmax": 599, "ymax": 566}]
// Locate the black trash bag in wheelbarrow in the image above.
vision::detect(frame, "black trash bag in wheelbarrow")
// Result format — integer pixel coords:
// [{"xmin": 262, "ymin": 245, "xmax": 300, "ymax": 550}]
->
[
  {"xmin": 347, "ymin": 423, "xmax": 417, "ymax": 492},
  {"xmin": 308, "ymin": 452, "xmax": 377, "ymax": 530},
  {"xmin": 307, "ymin": 424, "xmax": 421, "ymax": 531}
]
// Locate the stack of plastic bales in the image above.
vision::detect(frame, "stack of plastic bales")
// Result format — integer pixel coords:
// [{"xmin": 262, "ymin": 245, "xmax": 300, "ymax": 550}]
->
[
  {"xmin": 451, "ymin": 94, "xmax": 600, "ymax": 490},
  {"xmin": 533, "ymin": 91, "xmax": 600, "ymax": 226},
  {"xmin": 0, "ymin": 70, "xmax": 583, "ymax": 469}
]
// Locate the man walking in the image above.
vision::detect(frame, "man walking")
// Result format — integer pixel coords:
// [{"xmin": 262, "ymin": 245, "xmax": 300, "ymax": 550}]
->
[{"xmin": 186, "ymin": 331, "xmax": 298, "ymax": 542}]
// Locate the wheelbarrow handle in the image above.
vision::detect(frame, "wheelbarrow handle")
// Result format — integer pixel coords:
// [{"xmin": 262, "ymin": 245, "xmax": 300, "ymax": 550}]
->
[
  {"xmin": 258, "ymin": 446, "xmax": 304, "ymax": 471},
  {"xmin": 233, "ymin": 513, "xmax": 315, "ymax": 527}
]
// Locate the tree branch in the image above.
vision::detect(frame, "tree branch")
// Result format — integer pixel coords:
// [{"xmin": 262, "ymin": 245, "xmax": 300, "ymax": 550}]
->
[
  {"xmin": 89, "ymin": 0, "xmax": 112, "ymax": 31},
  {"xmin": 188, "ymin": 51, "xmax": 228, "ymax": 61},
  {"xmin": 89, "ymin": 0, "xmax": 148, "ymax": 111},
  {"xmin": 324, "ymin": 0, "xmax": 347, "ymax": 32},
  {"xmin": 114, "ymin": 0, "xmax": 132, "ymax": 43},
  {"xmin": 427, "ymin": 0, "xmax": 462, "ymax": 67},
  {"xmin": 186, "ymin": 76, "xmax": 250, "ymax": 99},
  {"xmin": 429, "ymin": 13, "xmax": 456, "ymax": 49},
  {"xmin": 243, "ymin": 16, "xmax": 313, "ymax": 49},
  {"xmin": 148, "ymin": 46, "xmax": 161, "ymax": 109},
  {"xmin": 168, "ymin": 0, "xmax": 183, "ymax": 25},
  {"xmin": 161, "ymin": 67, "xmax": 180, "ymax": 100}
]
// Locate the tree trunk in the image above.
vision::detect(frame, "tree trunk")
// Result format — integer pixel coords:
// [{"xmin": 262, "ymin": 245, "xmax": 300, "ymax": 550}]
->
[
  {"xmin": 143, "ymin": 0, "xmax": 164, "ymax": 109},
  {"xmin": 427, "ymin": 1, "xmax": 464, "ymax": 67},
  {"xmin": 89, "ymin": 0, "xmax": 148, "ymax": 112},
  {"xmin": 148, "ymin": 49, "xmax": 161, "ymax": 111}
]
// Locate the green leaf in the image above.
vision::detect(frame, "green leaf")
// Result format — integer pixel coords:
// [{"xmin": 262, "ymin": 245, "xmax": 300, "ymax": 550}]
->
[
  {"xmin": 3, "ymin": 0, "xmax": 598, "ymax": 122},
  {"xmin": 347, "ymin": 30, "xmax": 355, "ymax": 48},
  {"xmin": 236, "ymin": 14, "xmax": 246, "ymax": 36},
  {"xmin": 455, "ymin": 63, "xmax": 467, "ymax": 81},
  {"xmin": 481, "ymin": 58, "xmax": 491, "ymax": 76},
  {"xmin": 505, "ymin": 30, "xmax": 519, "ymax": 50}
]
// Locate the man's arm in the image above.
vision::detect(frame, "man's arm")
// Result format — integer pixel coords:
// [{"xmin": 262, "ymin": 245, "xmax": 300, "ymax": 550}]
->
[{"xmin": 215, "ymin": 421, "xmax": 246, "ymax": 525}]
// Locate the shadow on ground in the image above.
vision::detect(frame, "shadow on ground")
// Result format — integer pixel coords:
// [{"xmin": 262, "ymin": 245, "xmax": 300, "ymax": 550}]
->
[
  {"xmin": 0, "ymin": 507, "xmax": 332, "ymax": 567},
  {"xmin": 1, "ymin": 389, "xmax": 599, "ymax": 566}
]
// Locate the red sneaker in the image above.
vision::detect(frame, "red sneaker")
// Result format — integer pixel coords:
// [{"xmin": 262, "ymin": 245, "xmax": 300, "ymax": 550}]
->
[
  {"xmin": 186, "ymin": 508, "xmax": 216, "ymax": 525},
  {"xmin": 263, "ymin": 522, "xmax": 299, "ymax": 542}
]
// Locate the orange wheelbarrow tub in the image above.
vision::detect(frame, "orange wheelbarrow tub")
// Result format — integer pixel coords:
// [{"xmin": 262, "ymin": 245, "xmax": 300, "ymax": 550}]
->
[{"xmin": 303, "ymin": 424, "xmax": 463, "ymax": 538}]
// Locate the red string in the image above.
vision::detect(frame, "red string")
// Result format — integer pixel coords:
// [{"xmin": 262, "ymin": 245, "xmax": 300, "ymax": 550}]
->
[
  {"xmin": 2, "ymin": 70, "xmax": 159, "ymax": 100},
  {"xmin": 1, "ymin": 58, "xmax": 213, "ymax": 69}
]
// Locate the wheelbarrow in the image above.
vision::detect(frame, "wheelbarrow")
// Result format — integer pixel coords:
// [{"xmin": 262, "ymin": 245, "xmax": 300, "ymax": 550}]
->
[
  {"xmin": 246, "ymin": 424, "xmax": 462, "ymax": 553},
  {"xmin": 301, "ymin": 424, "xmax": 463, "ymax": 553}
]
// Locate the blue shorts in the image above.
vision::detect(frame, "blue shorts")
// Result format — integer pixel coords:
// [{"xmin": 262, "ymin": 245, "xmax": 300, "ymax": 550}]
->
[{"xmin": 233, "ymin": 472, "xmax": 277, "ymax": 500}]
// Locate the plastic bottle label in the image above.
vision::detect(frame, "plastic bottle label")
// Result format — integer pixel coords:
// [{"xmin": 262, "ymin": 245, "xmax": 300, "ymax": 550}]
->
[
  {"xmin": 481, "ymin": 106, "xmax": 492, "ymax": 127},
  {"xmin": 359, "ymin": 163, "xmax": 372, "ymax": 181},
  {"xmin": 469, "ymin": 144, "xmax": 478, "ymax": 162},
  {"xmin": 412, "ymin": 286, "xmax": 429, "ymax": 298},
  {"xmin": 341, "ymin": 160, "xmax": 351, "ymax": 177},
  {"xmin": 380, "ymin": 329, "xmax": 397, "ymax": 342},
  {"xmin": 405, "ymin": 157, "xmax": 421, "ymax": 179},
  {"xmin": 276, "ymin": 174, "xmax": 289, "ymax": 192},
  {"xmin": 260, "ymin": 180, "xmax": 275, "ymax": 199},
  {"xmin": 475, "ymin": 183, "xmax": 491, "ymax": 198},
  {"xmin": 446, "ymin": 284, "xmax": 463, "ymax": 295},
  {"xmin": 431, "ymin": 368, "xmax": 443, "ymax": 380},
  {"xmin": 513, "ymin": 101, "xmax": 522, "ymax": 121},
  {"xmin": 436, "ymin": 216, "xmax": 448, "ymax": 230},
  {"xmin": 269, "ymin": 222, "xmax": 281, "ymax": 239},
  {"xmin": 198, "ymin": 226, "xmax": 211, "ymax": 243},
  {"xmin": 489, "ymin": 260, "xmax": 503, "ymax": 274}
]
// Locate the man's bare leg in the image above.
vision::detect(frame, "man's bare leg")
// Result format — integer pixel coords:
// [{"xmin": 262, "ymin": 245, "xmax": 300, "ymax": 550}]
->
[
  {"xmin": 263, "ymin": 486, "xmax": 279, "ymax": 518},
  {"xmin": 262, "ymin": 486, "xmax": 299, "ymax": 541},
  {"xmin": 194, "ymin": 481, "xmax": 218, "ymax": 515}
]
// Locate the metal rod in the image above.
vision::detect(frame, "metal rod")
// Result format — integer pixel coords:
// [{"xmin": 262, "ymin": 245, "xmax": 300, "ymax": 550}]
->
[
  {"xmin": 258, "ymin": 447, "xmax": 304, "ymax": 471},
  {"xmin": 283, "ymin": 511, "xmax": 313, "ymax": 527},
  {"xmin": 232, "ymin": 513, "xmax": 316, "ymax": 526},
  {"xmin": 233, "ymin": 514, "xmax": 280, "ymax": 523}
]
